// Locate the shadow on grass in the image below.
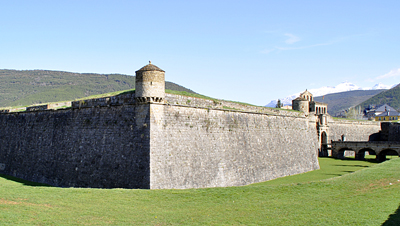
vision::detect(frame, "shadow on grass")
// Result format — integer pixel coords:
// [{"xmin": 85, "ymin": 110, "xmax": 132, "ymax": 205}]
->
[
  {"xmin": 0, "ymin": 173, "xmax": 52, "ymax": 187},
  {"xmin": 382, "ymin": 204, "xmax": 400, "ymax": 226},
  {"xmin": 322, "ymin": 156, "xmax": 379, "ymax": 163},
  {"xmin": 341, "ymin": 170, "xmax": 355, "ymax": 173},
  {"xmin": 334, "ymin": 165, "xmax": 370, "ymax": 167}
]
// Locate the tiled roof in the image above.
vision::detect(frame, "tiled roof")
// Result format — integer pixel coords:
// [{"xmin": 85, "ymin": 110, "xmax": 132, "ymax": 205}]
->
[
  {"xmin": 136, "ymin": 62, "xmax": 165, "ymax": 72},
  {"xmin": 293, "ymin": 97, "xmax": 307, "ymax": 101},
  {"xmin": 375, "ymin": 104, "xmax": 396, "ymax": 113},
  {"xmin": 376, "ymin": 110, "xmax": 400, "ymax": 117},
  {"xmin": 300, "ymin": 89, "xmax": 313, "ymax": 96}
]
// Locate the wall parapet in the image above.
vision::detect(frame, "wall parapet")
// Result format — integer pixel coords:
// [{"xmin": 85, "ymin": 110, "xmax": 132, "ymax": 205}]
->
[
  {"xmin": 71, "ymin": 93, "xmax": 136, "ymax": 109},
  {"xmin": 161, "ymin": 102, "xmax": 307, "ymax": 119},
  {"xmin": 0, "ymin": 93, "xmax": 136, "ymax": 114},
  {"xmin": 328, "ymin": 116, "xmax": 380, "ymax": 126},
  {"xmin": 165, "ymin": 93, "xmax": 304, "ymax": 118},
  {"xmin": 26, "ymin": 105, "xmax": 48, "ymax": 111},
  {"xmin": 0, "ymin": 93, "xmax": 305, "ymax": 118}
]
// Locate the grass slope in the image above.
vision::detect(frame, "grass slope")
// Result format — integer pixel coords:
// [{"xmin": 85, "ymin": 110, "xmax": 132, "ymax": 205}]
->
[
  {"xmin": 0, "ymin": 69, "xmax": 194, "ymax": 108},
  {"xmin": 1, "ymin": 157, "xmax": 399, "ymax": 225},
  {"xmin": 314, "ymin": 89, "xmax": 386, "ymax": 115},
  {"xmin": 358, "ymin": 83, "xmax": 400, "ymax": 110}
]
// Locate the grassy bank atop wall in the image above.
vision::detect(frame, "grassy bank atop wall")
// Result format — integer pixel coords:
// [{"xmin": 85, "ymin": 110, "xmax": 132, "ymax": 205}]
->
[
  {"xmin": 0, "ymin": 89, "xmax": 262, "ymax": 111},
  {"xmin": 1, "ymin": 157, "xmax": 399, "ymax": 225}
]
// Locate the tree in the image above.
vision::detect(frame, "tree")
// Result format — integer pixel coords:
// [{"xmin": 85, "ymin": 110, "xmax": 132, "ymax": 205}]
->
[
  {"xmin": 345, "ymin": 106, "xmax": 364, "ymax": 120},
  {"xmin": 276, "ymin": 99, "xmax": 282, "ymax": 108}
]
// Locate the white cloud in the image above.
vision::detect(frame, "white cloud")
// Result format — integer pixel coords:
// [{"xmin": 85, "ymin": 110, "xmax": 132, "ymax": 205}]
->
[
  {"xmin": 275, "ymin": 41, "xmax": 334, "ymax": 51},
  {"xmin": 261, "ymin": 33, "xmax": 370, "ymax": 54},
  {"xmin": 261, "ymin": 42, "xmax": 334, "ymax": 54},
  {"xmin": 284, "ymin": 33, "xmax": 300, "ymax": 44},
  {"xmin": 375, "ymin": 68, "xmax": 400, "ymax": 80}
]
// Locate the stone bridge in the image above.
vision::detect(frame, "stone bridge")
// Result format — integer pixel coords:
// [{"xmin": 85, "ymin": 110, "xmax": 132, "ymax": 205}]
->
[{"xmin": 331, "ymin": 141, "xmax": 400, "ymax": 162}]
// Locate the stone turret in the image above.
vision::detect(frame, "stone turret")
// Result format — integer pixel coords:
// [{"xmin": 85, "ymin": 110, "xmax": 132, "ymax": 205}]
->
[
  {"xmin": 292, "ymin": 96, "xmax": 309, "ymax": 114},
  {"xmin": 135, "ymin": 61, "xmax": 165, "ymax": 103},
  {"xmin": 292, "ymin": 89, "xmax": 312, "ymax": 114},
  {"xmin": 292, "ymin": 89, "xmax": 328, "ymax": 115}
]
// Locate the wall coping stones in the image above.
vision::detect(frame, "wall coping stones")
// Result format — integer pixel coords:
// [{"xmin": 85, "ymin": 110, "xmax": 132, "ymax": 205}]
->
[{"xmin": 0, "ymin": 92, "xmax": 380, "ymax": 126}]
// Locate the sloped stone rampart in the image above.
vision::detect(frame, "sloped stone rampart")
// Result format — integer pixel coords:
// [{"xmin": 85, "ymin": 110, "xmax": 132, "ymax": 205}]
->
[
  {"xmin": 0, "ymin": 92, "xmax": 382, "ymax": 189},
  {"xmin": 150, "ymin": 104, "xmax": 320, "ymax": 189},
  {"xmin": 0, "ymin": 104, "xmax": 151, "ymax": 188}
]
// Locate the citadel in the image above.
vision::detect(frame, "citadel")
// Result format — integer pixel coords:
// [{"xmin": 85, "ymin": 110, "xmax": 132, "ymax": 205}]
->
[{"xmin": 0, "ymin": 63, "xmax": 389, "ymax": 189}]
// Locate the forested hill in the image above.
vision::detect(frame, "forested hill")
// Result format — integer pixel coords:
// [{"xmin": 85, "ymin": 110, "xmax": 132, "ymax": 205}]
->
[
  {"xmin": 357, "ymin": 83, "xmax": 400, "ymax": 110},
  {"xmin": 0, "ymin": 69, "xmax": 195, "ymax": 107},
  {"xmin": 314, "ymin": 89, "xmax": 386, "ymax": 115}
]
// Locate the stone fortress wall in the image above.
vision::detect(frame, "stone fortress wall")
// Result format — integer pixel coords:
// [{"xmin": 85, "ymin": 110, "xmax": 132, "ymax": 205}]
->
[
  {"xmin": 0, "ymin": 102, "xmax": 151, "ymax": 188},
  {"xmin": 0, "ymin": 92, "xmax": 321, "ymax": 189},
  {"xmin": 327, "ymin": 117, "xmax": 381, "ymax": 142},
  {"xmin": 0, "ymin": 63, "xmax": 383, "ymax": 189},
  {"xmin": 150, "ymin": 102, "xmax": 320, "ymax": 189}
]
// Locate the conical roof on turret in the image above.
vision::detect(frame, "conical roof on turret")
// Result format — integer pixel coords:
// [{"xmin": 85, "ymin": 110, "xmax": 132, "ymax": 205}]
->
[{"xmin": 136, "ymin": 61, "xmax": 165, "ymax": 72}]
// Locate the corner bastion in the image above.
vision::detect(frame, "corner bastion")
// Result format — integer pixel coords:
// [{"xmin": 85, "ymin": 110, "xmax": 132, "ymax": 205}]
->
[{"xmin": 0, "ymin": 63, "xmax": 381, "ymax": 189}]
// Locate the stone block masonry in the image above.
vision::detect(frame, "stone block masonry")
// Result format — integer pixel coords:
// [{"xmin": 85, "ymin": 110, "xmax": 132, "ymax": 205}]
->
[
  {"xmin": 150, "ymin": 103, "xmax": 320, "ymax": 189},
  {"xmin": 0, "ymin": 94, "xmax": 321, "ymax": 189},
  {"xmin": 0, "ymin": 92, "xmax": 383, "ymax": 189},
  {"xmin": 327, "ymin": 118, "xmax": 381, "ymax": 142},
  {"xmin": 0, "ymin": 103, "xmax": 151, "ymax": 188}
]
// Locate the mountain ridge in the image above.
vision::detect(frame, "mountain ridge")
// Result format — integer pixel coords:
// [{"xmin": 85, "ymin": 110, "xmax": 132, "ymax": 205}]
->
[
  {"xmin": 0, "ymin": 69, "xmax": 195, "ymax": 108},
  {"xmin": 356, "ymin": 83, "xmax": 400, "ymax": 111},
  {"xmin": 314, "ymin": 89, "xmax": 386, "ymax": 115},
  {"xmin": 265, "ymin": 82, "xmax": 394, "ymax": 108}
]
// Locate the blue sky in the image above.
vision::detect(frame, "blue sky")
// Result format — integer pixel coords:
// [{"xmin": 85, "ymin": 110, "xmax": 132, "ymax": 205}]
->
[{"xmin": 1, "ymin": 0, "xmax": 400, "ymax": 106}]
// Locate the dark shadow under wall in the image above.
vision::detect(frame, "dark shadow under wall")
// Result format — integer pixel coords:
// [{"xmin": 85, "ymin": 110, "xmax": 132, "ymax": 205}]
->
[
  {"xmin": 0, "ymin": 173, "xmax": 52, "ymax": 187},
  {"xmin": 382, "ymin": 204, "xmax": 400, "ymax": 226}
]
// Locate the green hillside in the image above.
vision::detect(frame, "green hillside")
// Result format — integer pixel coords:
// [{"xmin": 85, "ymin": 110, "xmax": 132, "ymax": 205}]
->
[
  {"xmin": 314, "ymin": 89, "xmax": 386, "ymax": 115},
  {"xmin": 357, "ymin": 84, "xmax": 400, "ymax": 110},
  {"xmin": 0, "ymin": 69, "xmax": 194, "ymax": 107}
]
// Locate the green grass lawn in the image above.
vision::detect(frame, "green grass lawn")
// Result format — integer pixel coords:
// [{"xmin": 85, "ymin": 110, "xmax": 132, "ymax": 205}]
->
[{"xmin": 0, "ymin": 157, "xmax": 399, "ymax": 225}]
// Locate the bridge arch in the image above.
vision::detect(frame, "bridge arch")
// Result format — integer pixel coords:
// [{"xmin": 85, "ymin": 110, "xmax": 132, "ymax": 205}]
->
[
  {"xmin": 355, "ymin": 148, "xmax": 376, "ymax": 160},
  {"xmin": 336, "ymin": 148, "xmax": 355, "ymax": 159},
  {"xmin": 377, "ymin": 149, "xmax": 400, "ymax": 162}
]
